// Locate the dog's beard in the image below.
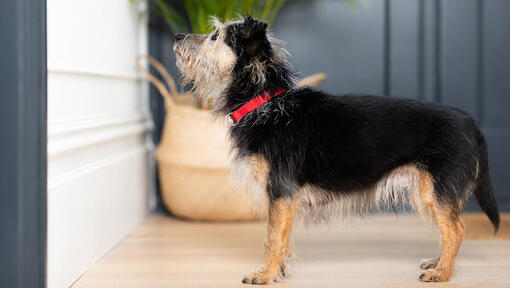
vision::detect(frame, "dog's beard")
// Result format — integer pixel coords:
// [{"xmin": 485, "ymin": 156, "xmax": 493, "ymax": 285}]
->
[{"xmin": 175, "ymin": 46, "xmax": 234, "ymax": 112}]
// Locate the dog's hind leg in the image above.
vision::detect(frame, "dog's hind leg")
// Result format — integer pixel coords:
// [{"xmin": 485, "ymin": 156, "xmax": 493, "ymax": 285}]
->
[
  {"xmin": 242, "ymin": 197, "xmax": 297, "ymax": 285},
  {"xmin": 417, "ymin": 171, "xmax": 464, "ymax": 282},
  {"xmin": 417, "ymin": 171, "xmax": 441, "ymax": 270},
  {"xmin": 419, "ymin": 206, "xmax": 464, "ymax": 282}
]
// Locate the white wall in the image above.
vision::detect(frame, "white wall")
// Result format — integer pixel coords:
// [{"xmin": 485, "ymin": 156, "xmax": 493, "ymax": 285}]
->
[{"xmin": 46, "ymin": 1, "xmax": 151, "ymax": 287}]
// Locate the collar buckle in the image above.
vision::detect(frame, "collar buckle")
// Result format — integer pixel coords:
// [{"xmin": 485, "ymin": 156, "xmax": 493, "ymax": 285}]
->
[{"xmin": 226, "ymin": 113, "xmax": 238, "ymax": 126}]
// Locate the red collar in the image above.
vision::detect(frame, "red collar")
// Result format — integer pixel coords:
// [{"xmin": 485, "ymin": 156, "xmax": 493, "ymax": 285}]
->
[{"xmin": 227, "ymin": 88, "xmax": 286, "ymax": 125}]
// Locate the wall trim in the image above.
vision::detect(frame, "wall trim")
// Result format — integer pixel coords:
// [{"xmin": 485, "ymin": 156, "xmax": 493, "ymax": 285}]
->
[
  {"xmin": 48, "ymin": 146, "xmax": 147, "ymax": 189},
  {"xmin": 49, "ymin": 69, "xmax": 140, "ymax": 81},
  {"xmin": 48, "ymin": 115, "xmax": 146, "ymax": 136},
  {"xmin": 48, "ymin": 115, "xmax": 150, "ymax": 159}
]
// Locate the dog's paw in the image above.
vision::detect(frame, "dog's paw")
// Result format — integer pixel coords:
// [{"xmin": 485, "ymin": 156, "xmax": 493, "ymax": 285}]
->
[
  {"xmin": 418, "ymin": 268, "xmax": 451, "ymax": 282},
  {"xmin": 280, "ymin": 264, "xmax": 287, "ymax": 277},
  {"xmin": 242, "ymin": 268, "xmax": 279, "ymax": 285},
  {"xmin": 420, "ymin": 258, "xmax": 439, "ymax": 270}
]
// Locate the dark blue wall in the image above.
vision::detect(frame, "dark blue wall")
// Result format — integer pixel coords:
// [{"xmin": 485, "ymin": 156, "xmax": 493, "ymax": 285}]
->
[
  {"xmin": 0, "ymin": 0, "xmax": 47, "ymax": 287},
  {"xmin": 151, "ymin": 0, "xmax": 510, "ymax": 211},
  {"xmin": 272, "ymin": 0, "xmax": 510, "ymax": 210}
]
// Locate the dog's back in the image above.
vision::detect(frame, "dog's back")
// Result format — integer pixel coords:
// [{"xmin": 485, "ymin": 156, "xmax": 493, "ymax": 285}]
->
[{"xmin": 232, "ymin": 88, "xmax": 498, "ymax": 228}]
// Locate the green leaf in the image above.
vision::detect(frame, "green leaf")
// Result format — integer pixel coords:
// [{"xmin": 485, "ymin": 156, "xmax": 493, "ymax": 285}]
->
[
  {"xmin": 145, "ymin": 0, "xmax": 298, "ymax": 33},
  {"xmin": 154, "ymin": 0, "xmax": 189, "ymax": 33},
  {"xmin": 267, "ymin": 0, "xmax": 286, "ymax": 26}
]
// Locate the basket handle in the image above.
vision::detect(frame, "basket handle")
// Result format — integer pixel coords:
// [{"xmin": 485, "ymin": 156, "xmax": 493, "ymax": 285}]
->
[
  {"xmin": 297, "ymin": 73, "xmax": 327, "ymax": 88},
  {"xmin": 136, "ymin": 55, "xmax": 178, "ymax": 106}
]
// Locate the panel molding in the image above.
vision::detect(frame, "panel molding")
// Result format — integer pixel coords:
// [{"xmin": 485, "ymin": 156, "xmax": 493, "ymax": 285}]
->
[
  {"xmin": 48, "ymin": 115, "xmax": 150, "ymax": 159},
  {"xmin": 476, "ymin": 0, "xmax": 484, "ymax": 123},
  {"xmin": 49, "ymin": 68, "xmax": 140, "ymax": 81},
  {"xmin": 387, "ymin": 0, "xmax": 420, "ymax": 99},
  {"xmin": 48, "ymin": 146, "xmax": 146, "ymax": 189}
]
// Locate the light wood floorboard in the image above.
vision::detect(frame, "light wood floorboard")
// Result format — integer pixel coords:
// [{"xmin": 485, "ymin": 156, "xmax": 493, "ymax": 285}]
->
[{"xmin": 72, "ymin": 213, "xmax": 510, "ymax": 288}]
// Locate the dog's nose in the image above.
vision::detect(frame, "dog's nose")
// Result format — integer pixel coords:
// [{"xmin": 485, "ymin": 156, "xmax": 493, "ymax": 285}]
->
[{"xmin": 174, "ymin": 33, "xmax": 186, "ymax": 42}]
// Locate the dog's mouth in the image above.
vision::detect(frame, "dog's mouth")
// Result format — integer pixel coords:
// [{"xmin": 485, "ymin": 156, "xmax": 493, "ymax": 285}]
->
[
  {"xmin": 174, "ymin": 51, "xmax": 197, "ymax": 71},
  {"xmin": 175, "ymin": 53, "xmax": 193, "ymax": 67},
  {"xmin": 173, "ymin": 45, "xmax": 193, "ymax": 65}
]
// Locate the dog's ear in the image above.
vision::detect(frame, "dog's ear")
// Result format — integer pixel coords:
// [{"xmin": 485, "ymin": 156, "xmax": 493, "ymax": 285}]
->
[{"xmin": 241, "ymin": 17, "xmax": 269, "ymax": 57}]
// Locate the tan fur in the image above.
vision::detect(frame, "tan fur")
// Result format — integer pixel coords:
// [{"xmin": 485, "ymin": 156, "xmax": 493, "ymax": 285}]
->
[
  {"xmin": 231, "ymin": 163, "xmax": 437, "ymax": 224},
  {"xmin": 418, "ymin": 168, "xmax": 437, "ymax": 221},
  {"xmin": 419, "ymin": 207, "xmax": 464, "ymax": 282},
  {"xmin": 375, "ymin": 164, "xmax": 422, "ymax": 214},
  {"xmin": 244, "ymin": 59, "xmax": 268, "ymax": 85},
  {"xmin": 243, "ymin": 198, "xmax": 297, "ymax": 285},
  {"xmin": 240, "ymin": 32, "xmax": 294, "ymax": 88},
  {"xmin": 420, "ymin": 257, "xmax": 440, "ymax": 270},
  {"xmin": 416, "ymin": 169, "xmax": 464, "ymax": 282},
  {"xmin": 251, "ymin": 155, "xmax": 270, "ymax": 186},
  {"xmin": 173, "ymin": 18, "xmax": 236, "ymax": 104},
  {"xmin": 295, "ymin": 164, "xmax": 432, "ymax": 223},
  {"xmin": 230, "ymin": 155, "xmax": 269, "ymax": 211}
]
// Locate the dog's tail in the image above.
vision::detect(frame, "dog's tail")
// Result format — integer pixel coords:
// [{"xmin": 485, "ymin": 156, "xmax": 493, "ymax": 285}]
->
[{"xmin": 473, "ymin": 130, "xmax": 500, "ymax": 233}]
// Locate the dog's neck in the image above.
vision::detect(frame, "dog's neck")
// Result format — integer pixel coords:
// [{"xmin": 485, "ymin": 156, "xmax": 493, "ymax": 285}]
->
[{"xmin": 215, "ymin": 59, "xmax": 297, "ymax": 115}]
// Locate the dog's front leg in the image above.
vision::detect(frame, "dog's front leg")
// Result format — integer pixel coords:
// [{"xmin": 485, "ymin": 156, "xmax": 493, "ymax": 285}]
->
[{"xmin": 243, "ymin": 197, "xmax": 297, "ymax": 285}]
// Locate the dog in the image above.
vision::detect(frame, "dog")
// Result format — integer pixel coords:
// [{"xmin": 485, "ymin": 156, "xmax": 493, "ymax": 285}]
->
[{"xmin": 173, "ymin": 16, "xmax": 500, "ymax": 284}]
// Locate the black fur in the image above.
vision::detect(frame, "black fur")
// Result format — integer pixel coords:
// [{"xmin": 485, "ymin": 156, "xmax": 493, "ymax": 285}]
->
[
  {"xmin": 221, "ymin": 17, "xmax": 296, "ymax": 115},
  {"xmin": 222, "ymin": 17, "xmax": 500, "ymax": 230}
]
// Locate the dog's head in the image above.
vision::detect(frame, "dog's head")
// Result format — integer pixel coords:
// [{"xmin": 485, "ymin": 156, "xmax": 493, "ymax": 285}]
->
[{"xmin": 173, "ymin": 16, "xmax": 295, "ymax": 113}]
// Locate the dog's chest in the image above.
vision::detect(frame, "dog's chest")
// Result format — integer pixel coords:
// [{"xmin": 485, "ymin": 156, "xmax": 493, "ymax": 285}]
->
[{"xmin": 230, "ymin": 155, "xmax": 270, "ymax": 204}]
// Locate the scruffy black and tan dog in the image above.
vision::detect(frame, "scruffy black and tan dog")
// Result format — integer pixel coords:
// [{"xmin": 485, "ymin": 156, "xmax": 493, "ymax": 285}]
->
[{"xmin": 173, "ymin": 16, "xmax": 500, "ymax": 284}]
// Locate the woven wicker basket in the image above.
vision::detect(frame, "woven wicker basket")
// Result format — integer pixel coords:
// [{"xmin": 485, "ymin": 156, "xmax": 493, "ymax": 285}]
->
[
  {"xmin": 157, "ymin": 95, "xmax": 257, "ymax": 221},
  {"xmin": 137, "ymin": 56, "xmax": 326, "ymax": 221}
]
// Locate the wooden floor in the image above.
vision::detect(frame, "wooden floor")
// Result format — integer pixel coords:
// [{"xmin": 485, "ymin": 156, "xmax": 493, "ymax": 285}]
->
[{"xmin": 73, "ymin": 213, "xmax": 510, "ymax": 288}]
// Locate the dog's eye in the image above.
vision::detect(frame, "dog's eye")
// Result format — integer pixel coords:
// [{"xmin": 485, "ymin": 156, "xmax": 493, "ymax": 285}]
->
[{"xmin": 211, "ymin": 30, "xmax": 218, "ymax": 41}]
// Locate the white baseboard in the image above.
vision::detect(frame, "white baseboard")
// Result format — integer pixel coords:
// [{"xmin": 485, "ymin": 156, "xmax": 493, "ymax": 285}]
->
[{"xmin": 47, "ymin": 147, "xmax": 149, "ymax": 288}]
